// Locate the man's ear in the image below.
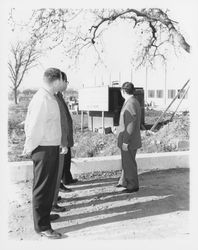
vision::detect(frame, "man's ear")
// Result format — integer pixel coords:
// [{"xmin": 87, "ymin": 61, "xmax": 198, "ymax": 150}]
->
[
  {"xmin": 54, "ymin": 79, "xmax": 60, "ymax": 87},
  {"xmin": 53, "ymin": 79, "xmax": 60, "ymax": 91}
]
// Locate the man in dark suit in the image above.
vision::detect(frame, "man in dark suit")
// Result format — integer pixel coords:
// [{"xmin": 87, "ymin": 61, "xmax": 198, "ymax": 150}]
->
[
  {"xmin": 52, "ymin": 72, "xmax": 78, "ymax": 213},
  {"xmin": 116, "ymin": 82, "xmax": 142, "ymax": 193},
  {"xmin": 57, "ymin": 72, "xmax": 78, "ymax": 189}
]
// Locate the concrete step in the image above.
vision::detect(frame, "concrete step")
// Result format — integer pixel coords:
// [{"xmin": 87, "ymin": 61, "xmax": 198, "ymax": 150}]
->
[{"xmin": 8, "ymin": 151, "xmax": 189, "ymax": 183}]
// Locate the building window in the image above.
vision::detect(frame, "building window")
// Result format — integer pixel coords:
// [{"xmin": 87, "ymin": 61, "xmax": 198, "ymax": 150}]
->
[
  {"xmin": 156, "ymin": 90, "xmax": 163, "ymax": 98},
  {"xmin": 177, "ymin": 89, "xmax": 188, "ymax": 99},
  {"xmin": 148, "ymin": 90, "xmax": 155, "ymax": 98},
  {"xmin": 168, "ymin": 89, "xmax": 176, "ymax": 99}
]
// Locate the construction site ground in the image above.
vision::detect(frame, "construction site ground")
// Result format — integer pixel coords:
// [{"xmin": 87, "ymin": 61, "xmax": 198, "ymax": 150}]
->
[{"xmin": 8, "ymin": 167, "xmax": 189, "ymax": 241}]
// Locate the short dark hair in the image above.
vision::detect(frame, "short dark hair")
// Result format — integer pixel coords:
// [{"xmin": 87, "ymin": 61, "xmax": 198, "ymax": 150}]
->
[
  {"xmin": 61, "ymin": 71, "xmax": 67, "ymax": 82},
  {"xmin": 43, "ymin": 68, "xmax": 61, "ymax": 83},
  {"xmin": 121, "ymin": 82, "xmax": 135, "ymax": 95}
]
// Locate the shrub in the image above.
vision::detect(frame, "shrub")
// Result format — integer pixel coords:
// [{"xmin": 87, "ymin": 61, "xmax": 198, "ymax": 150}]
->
[
  {"xmin": 8, "ymin": 113, "xmax": 24, "ymax": 136},
  {"xmin": 22, "ymin": 89, "xmax": 37, "ymax": 96}
]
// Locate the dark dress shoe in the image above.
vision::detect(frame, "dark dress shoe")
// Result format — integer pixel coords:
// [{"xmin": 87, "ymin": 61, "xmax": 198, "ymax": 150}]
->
[
  {"xmin": 40, "ymin": 229, "xmax": 62, "ymax": 239},
  {"xmin": 115, "ymin": 184, "xmax": 123, "ymax": 188},
  {"xmin": 50, "ymin": 214, "xmax": 60, "ymax": 221},
  {"xmin": 52, "ymin": 204, "xmax": 67, "ymax": 213},
  {"xmin": 59, "ymin": 183, "xmax": 72, "ymax": 192},
  {"xmin": 64, "ymin": 179, "xmax": 78, "ymax": 185},
  {"xmin": 121, "ymin": 188, "xmax": 139, "ymax": 193}
]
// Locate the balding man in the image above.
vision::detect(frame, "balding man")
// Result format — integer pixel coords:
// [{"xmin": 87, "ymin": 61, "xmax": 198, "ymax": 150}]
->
[{"xmin": 23, "ymin": 68, "xmax": 64, "ymax": 239}]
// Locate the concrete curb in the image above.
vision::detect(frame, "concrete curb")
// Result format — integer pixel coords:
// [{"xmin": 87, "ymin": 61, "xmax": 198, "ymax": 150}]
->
[{"xmin": 8, "ymin": 151, "xmax": 189, "ymax": 183}]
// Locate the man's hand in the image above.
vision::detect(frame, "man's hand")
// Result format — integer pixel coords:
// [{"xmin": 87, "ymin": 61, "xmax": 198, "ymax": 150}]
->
[
  {"xmin": 122, "ymin": 143, "xmax": 128, "ymax": 151},
  {"xmin": 112, "ymin": 127, "xmax": 117, "ymax": 134},
  {"xmin": 20, "ymin": 150, "xmax": 32, "ymax": 158},
  {"xmin": 60, "ymin": 147, "xmax": 68, "ymax": 154}
]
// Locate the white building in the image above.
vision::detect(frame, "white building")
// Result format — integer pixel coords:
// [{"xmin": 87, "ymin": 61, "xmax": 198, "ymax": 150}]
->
[
  {"xmin": 103, "ymin": 65, "xmax": 189, "ymax": 112},
  {"xmin": 130, "ymin": 55, "xmax": 190, "ymax": 112}
]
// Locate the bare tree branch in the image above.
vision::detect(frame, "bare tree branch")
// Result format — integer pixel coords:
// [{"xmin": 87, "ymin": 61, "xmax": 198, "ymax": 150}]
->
[
  {"xmin": 10, "ymin": 8, "xmax": 190, "ymax": 68},
  {"xmin": 8, "ymin": 40, "xmax": 41, "ymax": 104}
]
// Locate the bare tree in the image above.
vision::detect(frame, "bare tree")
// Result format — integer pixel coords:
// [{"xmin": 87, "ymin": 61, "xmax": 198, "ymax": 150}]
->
[
  {"xmin": 88, "ymin": 9, "xmax": 190, "ymax": 64},
  {"xmin": 8, "ymin": 39, "xmax": 41, "ymax": 104},
  {"xmin": 9, "ymin": 8, "xmax": 190, "ymax": 67}
]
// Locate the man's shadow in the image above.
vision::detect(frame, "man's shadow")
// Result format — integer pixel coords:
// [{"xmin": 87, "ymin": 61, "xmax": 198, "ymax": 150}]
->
[
  {"xmin": 56, "ymin": 168, "xmax": 189, "ymax": 234},
  {"xmin": 65, "ymin": 177, "xmax": 118, "ymax": 192}
]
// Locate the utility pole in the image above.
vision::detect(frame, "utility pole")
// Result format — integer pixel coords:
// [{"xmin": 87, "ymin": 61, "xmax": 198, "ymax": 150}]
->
[
  {"xmin": 145, "ymin": 66, "xmax": 148, "ymax": 104},
  {"xmin": 109, "ymin": 73, "xmax": 111, "ymax": 86},
  {"xmin": 131, "ymin": 68, "xmax": 133, "ymax": 82}
]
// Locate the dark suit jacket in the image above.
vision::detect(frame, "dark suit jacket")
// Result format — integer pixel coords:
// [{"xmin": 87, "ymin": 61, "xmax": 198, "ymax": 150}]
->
[
  {"xmin": 117, "ymin": 95, "xmax": 142, "ymax": 149},
  {"xmin": 55, "ymin": 92, "xmax": 74, "ymax": 147}
]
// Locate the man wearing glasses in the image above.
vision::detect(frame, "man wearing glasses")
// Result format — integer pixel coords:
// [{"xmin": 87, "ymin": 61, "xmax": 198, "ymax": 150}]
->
[{"xmin": 52, "ymin": 71, "xmax": 78, "ymax": 213}]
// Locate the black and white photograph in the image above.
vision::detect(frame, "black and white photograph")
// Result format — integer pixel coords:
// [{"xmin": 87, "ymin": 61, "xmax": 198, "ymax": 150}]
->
[{"xmin": 1, "ymin": 0, "xmax": 197, "ymax": 248}]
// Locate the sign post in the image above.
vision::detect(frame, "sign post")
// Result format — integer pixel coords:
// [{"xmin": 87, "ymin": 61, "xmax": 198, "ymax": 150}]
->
[
  {"xmin": 81, "ymin": 110, "xmax": 84, "ymax": 132},
  {"xmin": 102, "ymin": 111, "xmax": 104, "ymax": 134},
  {"xmin": 79, "ymin": 86, "xmax": 109, "ymax": 132}
]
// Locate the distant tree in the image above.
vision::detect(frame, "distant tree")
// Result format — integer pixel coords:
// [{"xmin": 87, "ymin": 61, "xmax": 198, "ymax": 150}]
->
[
  {"xmin": 22, "ymin": 88, "xmax": 37, "ymax": 96},
  {"xmin": 9, "ymin": 8, "xmax": 190, "ymax": 68},
  {"xmin": 8, "ymin": 89, "xmax": 21, "ymax": 101},
  {"xmin": 62, "ymin": 87, "xmax": 78, "ymax": 101},
  {"xmin": 8, "ymin": 39, "xmax": 41, "ymax": 104}
]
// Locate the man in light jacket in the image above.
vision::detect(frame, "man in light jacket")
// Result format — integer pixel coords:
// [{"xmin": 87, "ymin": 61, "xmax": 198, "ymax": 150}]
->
[{"xmin": 23, "ymin": 68, "xmax": 64, "ymax": 239}]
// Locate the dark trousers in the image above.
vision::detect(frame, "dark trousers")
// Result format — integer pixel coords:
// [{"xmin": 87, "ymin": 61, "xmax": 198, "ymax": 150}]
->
[
  {"xmin": 61, "ymin": 147, "xmax": 73, "ymax": 184},
  {"xmin": 53, "ymin": 153, "xmax": 64, "ymax": 206},
  {"xmin": 31, "ymin": 146, "xmax": 59, "ymax": 233},
  {"xmin": 119, "ymin": 147, "xmax": 139, "ymax": 190}
]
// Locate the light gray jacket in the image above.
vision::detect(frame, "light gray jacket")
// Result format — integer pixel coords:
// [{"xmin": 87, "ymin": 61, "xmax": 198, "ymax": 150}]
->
[{"xmin": 117, "ymin": 95, "xmax": 142, "ymax": 149}]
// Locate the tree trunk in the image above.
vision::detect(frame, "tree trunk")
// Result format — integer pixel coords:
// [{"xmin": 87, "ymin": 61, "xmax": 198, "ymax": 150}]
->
[{"xmin": 14, "ymin": 88, "xmax": 18, "ymax": 104}]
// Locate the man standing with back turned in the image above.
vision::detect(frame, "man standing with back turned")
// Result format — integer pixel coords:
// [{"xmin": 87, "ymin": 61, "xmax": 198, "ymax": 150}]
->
[
  {"xmin": 23, "ymin": 68, "xmax": 63, "ymax": 239},
  {"xmin": 116, "ymin": 82, "xmax": 142, "ymax": 193}
]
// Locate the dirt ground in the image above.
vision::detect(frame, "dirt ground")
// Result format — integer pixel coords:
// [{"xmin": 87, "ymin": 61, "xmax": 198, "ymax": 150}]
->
[
  {"xmin": 8, "ymin": 104, "xmax": 190, "ymax": 161},
  {"xmin": 8, "ymin": 167, "xmax": 189, "ymax": 240}
]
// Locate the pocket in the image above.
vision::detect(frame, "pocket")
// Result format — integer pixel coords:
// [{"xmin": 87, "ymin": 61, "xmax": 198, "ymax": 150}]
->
[{"xmin": 31, "ymin": 146, "xmax": 41, "ymax": 159}]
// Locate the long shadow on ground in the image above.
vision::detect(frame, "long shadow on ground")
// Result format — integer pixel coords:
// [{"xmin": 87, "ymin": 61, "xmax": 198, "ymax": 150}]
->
[
  {"xmin": 56, "ymin": 168, "xmax": 189, "ymax": 234},
  {"xmin": 67, "ymin": 179, "xmax": 118, "ymax": 191}
]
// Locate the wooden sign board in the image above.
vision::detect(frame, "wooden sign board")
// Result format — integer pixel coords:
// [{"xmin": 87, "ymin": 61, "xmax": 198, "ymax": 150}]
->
[{"xmin": 79, "ymin": 86, "xmax": 109, "ymax": 111}]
